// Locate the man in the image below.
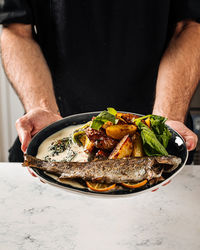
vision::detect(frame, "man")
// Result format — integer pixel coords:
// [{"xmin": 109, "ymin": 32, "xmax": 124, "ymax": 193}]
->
[{"xmin": 0, "ymin": 1, "xmax": 199, "ymax": 162}]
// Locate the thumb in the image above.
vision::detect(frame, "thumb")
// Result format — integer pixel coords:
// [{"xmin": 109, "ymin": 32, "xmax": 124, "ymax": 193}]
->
[
  {"xmin": 20, "ymin": 131, "xmax": 32, "ymax": 153},
  {"xmin": 185, "ymin": 135, "xmax": 197, "ymax": 151},
  {"xmin": 16, "ymin": 118, "xmax": 33, "ymax": 153}
]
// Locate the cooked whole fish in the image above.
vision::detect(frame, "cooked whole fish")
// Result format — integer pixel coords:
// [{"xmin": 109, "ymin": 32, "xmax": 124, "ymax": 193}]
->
[{"xmin": 23, "ymin": 154, "xmax": 181, "ymax": 184}]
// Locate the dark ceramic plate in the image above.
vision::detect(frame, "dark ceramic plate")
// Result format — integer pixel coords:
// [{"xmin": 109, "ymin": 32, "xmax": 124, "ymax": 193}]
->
[{"xmin": 27, "ymin": 111, "xmax": 188, "ymax": 197}]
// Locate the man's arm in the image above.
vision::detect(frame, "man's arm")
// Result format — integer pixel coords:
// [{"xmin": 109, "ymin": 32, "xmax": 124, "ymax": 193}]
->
[
  {"xmin": 153, "ymin": 20, "xmax": 199, "ymax": 151},
  {"xmin": 0, "ymin": 24, "xmax": 62, "ymax": 152}
]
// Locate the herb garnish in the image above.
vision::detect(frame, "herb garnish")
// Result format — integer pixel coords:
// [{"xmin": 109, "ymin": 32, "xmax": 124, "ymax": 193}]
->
[
  {"xmin": 73, "ymin": 121, "xmax": 92, "ymax": 145},
  {"xmin": 61, "ymin": 150, "xmax": 77, "ymax": 162},
  {"xmin": 45, "ymin": 137, "xmax": 77, "ymax": 162},
  {"xmin": 134, "ymin": 115, "xmax": 171, "ymax": 156},
  {"xmin": 91, "ymin": 107, "xmax": 118, "ymax": 130},
  {"xmin": 49, "ymin": 137, "xmax": 72, "ymax": 156}
]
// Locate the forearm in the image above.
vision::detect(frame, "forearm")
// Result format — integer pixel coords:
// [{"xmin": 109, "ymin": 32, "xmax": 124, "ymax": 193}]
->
[
  {"xmin": 0, "ymin": 24, "xmax": 59, "ymax": 114},
  {"xmin": 153, "ymin": 21, "xmax": 200, "ymax": 122}
]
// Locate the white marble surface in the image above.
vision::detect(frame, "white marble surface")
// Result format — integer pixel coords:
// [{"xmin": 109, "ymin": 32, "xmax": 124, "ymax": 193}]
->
[{"xmin": 0, "ymin": 163, "xmax": 200, "ymax": 250}]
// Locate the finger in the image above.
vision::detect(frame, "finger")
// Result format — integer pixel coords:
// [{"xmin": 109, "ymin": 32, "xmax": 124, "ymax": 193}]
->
[
  {"xmin": 166, "ymin": 120, "xmax": 198, "ymax": 151},
  {"xmin": 21, "ymin": 131, "xmax": 32, "ymax": 153},
  {"xmin": 16, "ymin": 117, "xmax": 32, "ymax": 153},
  {"xmin": 176, "ymin": 126, "xmax": 198, "ymax": 151},
  {"xmin": 185, "ymin": 134, "xmax": 198, "ymax": 151}
]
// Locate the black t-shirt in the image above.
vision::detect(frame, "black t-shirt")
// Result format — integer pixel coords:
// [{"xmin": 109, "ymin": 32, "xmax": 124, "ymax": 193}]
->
[{"xmin": 1, "ymin": 0, "xmax": 200, "ymax": 117}]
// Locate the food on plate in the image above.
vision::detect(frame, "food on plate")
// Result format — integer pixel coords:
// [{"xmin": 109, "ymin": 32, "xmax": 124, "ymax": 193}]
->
[
  {"xmin": 36, "ymin": 124, "xmax": 90, "ymax": 163},
  {"xmin": 23, "ymin": 154, "xmax": 181, "ymax": 184},
  {"xmin": 85, "ymin": 182, "xmax": 116, "ymax": 192},
  {"xmin": 85, "ymin": 127, "xmax": 118, "ymax": 150},
  {"xmin": 106, "ymin": 124, "xmax": 137, "ymax": 140},
  {"xmin": 24, "ymin": 108, "xmax": 182, "ymax": 193},
  {"xmin": 108, "ymin": 134, "xmax": 133, "ymax": 159},
  {"xmin": 132, "ymin": 133, "xmax": 144, "ymax": 157},
  {"xmin": 121, "ymin": 179, "xmax": 148, "ymax": 189}
]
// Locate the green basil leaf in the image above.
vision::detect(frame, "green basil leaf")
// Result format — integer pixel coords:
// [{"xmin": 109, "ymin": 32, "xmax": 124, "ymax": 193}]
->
[
  {"xmin": 107, "ymin": 107, "xmax": 117, "ymax": 116},
  {"xmin": 96, "ymin": 111, "xmax": 116, "ymax": 124},
  {"xmin": 135, "ymin": 121, "xmax": 169, "ymax": 156},
  {"xmin": 134, "ymin": 114, "xmax": 171, "ymax": 150},
  {"xmin": 150, "ymin": 116, "xmax": 171, "ymax": 148},
  {"xmin": 90, "ymin": 108, "xmax": 117, "ymax": 130},
  {"xmin": 134, "ymin": 114, "xmax": 151, "ymax": 124},
  {"xmin": 90, "ymin": 119, "xmax": 104, "ymax": 130}
]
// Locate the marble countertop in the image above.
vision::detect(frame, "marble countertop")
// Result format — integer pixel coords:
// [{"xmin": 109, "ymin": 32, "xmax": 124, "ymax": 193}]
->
[{"xmin": 0, "ymin": 163, "xmax": 200, "ymax": 250}]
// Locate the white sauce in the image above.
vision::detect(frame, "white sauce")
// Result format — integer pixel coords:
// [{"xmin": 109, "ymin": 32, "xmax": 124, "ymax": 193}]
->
[
  {"xmin": 36, "ymin": 124, "xmax": 89, "ymax": 189},
  {"xmin": 36, "ymin": 124, "xmax": 89, "ymax": 162}
]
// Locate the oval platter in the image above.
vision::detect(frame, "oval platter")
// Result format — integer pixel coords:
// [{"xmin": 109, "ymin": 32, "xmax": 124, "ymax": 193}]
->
[{"xmin": 27, "ymin": 111, "xmax": 188, "ymax": 197}]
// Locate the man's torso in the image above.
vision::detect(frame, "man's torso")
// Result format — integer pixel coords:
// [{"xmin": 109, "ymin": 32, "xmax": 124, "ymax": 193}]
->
[{"xmin": 29, "ymin": 0, "xmax": 173, "ymax": 116}]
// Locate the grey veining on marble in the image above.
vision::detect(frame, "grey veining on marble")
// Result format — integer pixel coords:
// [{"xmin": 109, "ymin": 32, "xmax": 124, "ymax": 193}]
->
[{"xmin": 0, "ymin": 163, "xmax": 200, "ymax": 250}]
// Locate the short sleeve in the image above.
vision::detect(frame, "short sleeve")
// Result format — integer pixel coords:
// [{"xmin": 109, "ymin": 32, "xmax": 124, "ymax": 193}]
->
[
  {"xmin": 170, "ymin": 0, "xmax": 200, "ymax": 23},
  {"xmin": 0, "ymin": 0, "xmax": 32, "ymax": 25}
]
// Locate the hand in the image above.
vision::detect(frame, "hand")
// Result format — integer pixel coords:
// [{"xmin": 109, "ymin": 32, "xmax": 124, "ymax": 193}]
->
[
  {"xmin": 16, "ymin": 107, "xmax": 62, "ymax": 153},
  {"xmin": 165, "ymin": 120, "xmax": 198, "ymax": 151}
]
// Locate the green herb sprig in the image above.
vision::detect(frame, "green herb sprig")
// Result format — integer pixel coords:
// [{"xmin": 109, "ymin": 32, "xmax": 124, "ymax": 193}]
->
[
  {"xmin": 91, "ymin": 107, "xmax": 118, "ymax": 130},
  {"xmin": 134, "ymin": 115, "xmax": 171, "ymax": 156}
]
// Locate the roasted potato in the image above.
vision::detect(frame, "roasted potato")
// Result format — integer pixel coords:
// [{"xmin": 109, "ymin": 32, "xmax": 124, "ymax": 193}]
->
[
  {"xmin": 109, "ymin": 135, "xmax": 133, "ymax": 159},
  {"xmin": 106, "ymin": 124, "xmax": 137, "ymax": 140},
  {"xmin": 85, "ymin": 137, "xmax": 95, "ymax": 153},
  {"xmin": 145, "ymin": 117, "xmax": 151, "ymax": 128},
  {"xmin": 116, "ymin": 112, "xmax": 139, "ymax": 124},
  {"xmin": 132, "ymin": 133, "xmax": 144, "ymax": 157},
  {"xmin": 102, "ymin": 121, "xmax": 113, "ymax": 129}
]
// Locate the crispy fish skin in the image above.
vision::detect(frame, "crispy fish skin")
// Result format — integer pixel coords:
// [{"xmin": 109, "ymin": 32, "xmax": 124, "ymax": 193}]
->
[{"xmin": 23, "ymin": 155, "xmax": 181, "ymax": 184}]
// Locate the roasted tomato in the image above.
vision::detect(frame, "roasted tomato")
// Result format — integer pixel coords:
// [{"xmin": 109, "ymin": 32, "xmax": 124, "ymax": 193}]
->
[{"xmin": 85, "ymin": 127, "xmax": 118, "ymax": 150}]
